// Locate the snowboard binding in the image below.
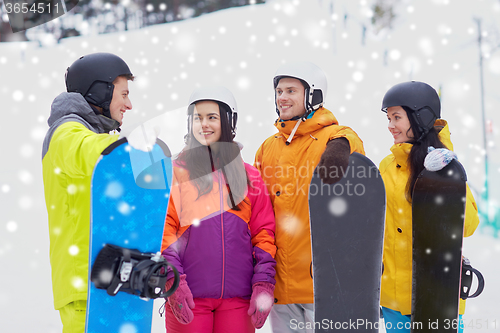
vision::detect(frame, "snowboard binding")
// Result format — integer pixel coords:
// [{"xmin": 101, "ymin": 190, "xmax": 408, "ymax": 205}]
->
[
  {"xmin": 91, "ymin": 244, "xmax": 180, "ymax": 300},
  {"xmin": 460, "ymin": 257, "xmax": 485, "ymax": 300}
]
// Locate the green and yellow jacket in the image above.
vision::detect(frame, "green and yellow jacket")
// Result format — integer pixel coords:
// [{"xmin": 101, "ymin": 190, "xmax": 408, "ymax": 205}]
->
[{"xmin": 42, "ymin": 92, "xmax": 119, "ymax": 309}]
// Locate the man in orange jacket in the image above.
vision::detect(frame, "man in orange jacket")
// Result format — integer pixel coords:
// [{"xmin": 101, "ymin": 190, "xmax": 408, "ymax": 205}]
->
[{"xmin": 254, "ymin": 61, "xmax": 365, "ymax": 332}]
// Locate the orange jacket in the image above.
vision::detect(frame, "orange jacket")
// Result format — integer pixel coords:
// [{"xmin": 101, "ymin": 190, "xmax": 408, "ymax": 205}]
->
[{"xmin": 254, "ymin": 108, "xmax": 365, "ymax": 304}]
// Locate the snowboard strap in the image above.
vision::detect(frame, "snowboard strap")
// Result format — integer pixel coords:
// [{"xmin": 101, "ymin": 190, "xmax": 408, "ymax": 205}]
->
[
  {"xmin": 91, "ymin": 244, "xmax": 180, "ymax": 300},
  {"xmin": 460, "ymin": 257, "xmax": 485, "ymax": 300}
]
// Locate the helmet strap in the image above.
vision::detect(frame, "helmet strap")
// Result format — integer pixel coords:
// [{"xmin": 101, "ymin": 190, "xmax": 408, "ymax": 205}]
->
[
  {"xmin": 304, "ymin": 87, "xmax": 314, "ymax": 119},
  {"xmin": 185, "ymin": 113, "xmax": 193, "ymax": 144},
  {"xmin": 409, "ymin": 111, "xmax": 428, "ymax": 143},
  {"xmin": 85, "ymin": 81, "xmax": 115, "ymax": 118}
]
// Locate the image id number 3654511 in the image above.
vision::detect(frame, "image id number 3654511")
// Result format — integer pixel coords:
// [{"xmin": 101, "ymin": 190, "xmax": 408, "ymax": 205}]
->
[
  {"xmin": 462, "ymin": 319, "xmax": 498, "ymax": 330},
  {"xmin": 4, "ymin": 0, "xmax": 60, "ymax": 14}
]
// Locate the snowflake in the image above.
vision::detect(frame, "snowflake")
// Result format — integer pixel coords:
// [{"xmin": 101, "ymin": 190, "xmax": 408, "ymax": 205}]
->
[
  {"xmin": 68, "ymin": 245, "xmax": 79, "ymax": 256},
  {"xmin": 6, "ymin": 221, "xmax": 18, "ymax": 233},
  {"xmin": 18, "ymin": 170, "xmax": 33, "ymax": 184},
  {"xmin": 12, "ymin": 90, "xmax": 23, "ymax": 102},
  {"xmin": 19, "ymin": 196, "xmax": 33, "ymax": 210},
  {"xmin": 255, "ymin": 292, "xmax": 273, "ymax": 312},
  {"xmin": 118, "ymin": 202, "xmax": 131, "ymax": 215},
  {"xmin": 67, "ymin": 184, "xmax": 77, "ymax": 195},
  {"xmin": 105, "ymin": 181, "xmax": 124, "ymax": 199},
  {"xmin": 328, "ymin": 197, "xmax": 348, "ymax": 217},
  {"xmin": 97, "ymin": 268, "xmax": 114, "ymax": 285},
  {"xmin": 71, "ymin": 276, "xmax": 85, "ymax": 290},
  {"xmin": 119, "ymin": 323, "xmax": 138, "ymax": 333}
]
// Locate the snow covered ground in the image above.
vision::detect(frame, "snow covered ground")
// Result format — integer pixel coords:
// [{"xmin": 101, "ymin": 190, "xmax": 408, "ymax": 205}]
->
[{"xmin": 1, "ymin": 0, "xmax": 499, "ymax": 331}]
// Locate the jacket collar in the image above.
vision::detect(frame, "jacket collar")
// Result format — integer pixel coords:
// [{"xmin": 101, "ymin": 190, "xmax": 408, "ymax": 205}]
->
[
  {"xmin": 49, "ymin": 92, "xmax": 120, "ymax": 133},
  {"xmin": 389, "ymin": 119, "xmax": 453, "ymax": 167},
  {"xmin": 274, "ymin": 107, "xmax": 338, "ymax": 140}
]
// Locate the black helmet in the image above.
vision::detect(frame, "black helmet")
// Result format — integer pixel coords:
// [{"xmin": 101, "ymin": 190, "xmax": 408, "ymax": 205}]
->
[
  {"xmin": 65, "ymin": 53, "xmax": 133, "ymax": 117},
  {"xmin": 381, "ymin": 81, "xmax": 440, "ymax": 137}
]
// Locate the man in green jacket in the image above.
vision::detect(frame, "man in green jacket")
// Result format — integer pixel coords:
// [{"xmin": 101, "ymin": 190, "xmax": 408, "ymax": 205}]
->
[{"xmin": 42, "ymin": 53, "xmax": 134, "ymax": 333}]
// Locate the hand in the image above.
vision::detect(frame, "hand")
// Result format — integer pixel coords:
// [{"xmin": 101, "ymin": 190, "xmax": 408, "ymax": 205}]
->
[
  {"xmin": 424, "ymin": 146, "xmax": 457, "ymax": 171},
  {"xmin": 165, "ymin": 274, "xmax": 195, "ymax": 324},
  {"xmin": 247, "ymin": 282, "xmax": 275, "ymax": 329},
  {"xmin": 316, "ymin": 138, "xmax": 350, "ymax": 184},
  {"xmin": 122, "ymin": 123, "xmax": 160, "ymax": 152}
]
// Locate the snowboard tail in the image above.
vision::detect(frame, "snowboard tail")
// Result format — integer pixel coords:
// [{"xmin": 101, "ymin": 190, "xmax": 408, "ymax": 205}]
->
[
  {"xmin": 411, "ymin": 160, "xmax": 466, "ymax": 333},
  {"xmin": 309, "ymin": 152, "xmax": 385, "ymax": 332}
]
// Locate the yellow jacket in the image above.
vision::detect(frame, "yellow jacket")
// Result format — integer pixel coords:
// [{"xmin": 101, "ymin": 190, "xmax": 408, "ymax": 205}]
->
[
  {"xmin": 379, "ymin": 119, "xmax": 480, "ymax": 315},
  {"xmin": 254, "ymin": 108, "xmax": 365, "ymax": 304},
  {"xmin": 42, "ymin": 93, "xmax": 119, "ymax": 309}
]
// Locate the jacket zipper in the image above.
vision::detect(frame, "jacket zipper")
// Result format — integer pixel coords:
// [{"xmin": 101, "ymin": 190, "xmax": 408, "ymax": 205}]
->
[{"xmin": 218, "ymin": 170, "xmax": 225, "ymax": 299}]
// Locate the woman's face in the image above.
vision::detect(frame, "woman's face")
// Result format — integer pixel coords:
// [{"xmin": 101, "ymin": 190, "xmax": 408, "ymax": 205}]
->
[
  {"xmin": 386, "ymin": 106, "xmax": 414, "ymax": 144},
  {"xmin": 192, "ymin": 100, "xmax": 222, "ymax": 146}
]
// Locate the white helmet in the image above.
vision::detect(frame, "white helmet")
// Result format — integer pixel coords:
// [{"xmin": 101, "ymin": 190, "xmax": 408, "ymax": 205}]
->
[
  {"xmin": 273, "ymin": 61, "xmax": 328, "ymax": 118},
  {"xmin": 187, "ymin": 85, "xmax": 238, "ymax": 137}
]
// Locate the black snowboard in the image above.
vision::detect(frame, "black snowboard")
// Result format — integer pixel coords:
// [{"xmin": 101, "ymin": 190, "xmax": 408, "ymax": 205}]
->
[
  {"xmin": 309, "ymin": 152, "xmax": 385, "ymax": 332},
  {"xmin": 411, "ymin": 160, "xmax": 466, "ymax": 333}
]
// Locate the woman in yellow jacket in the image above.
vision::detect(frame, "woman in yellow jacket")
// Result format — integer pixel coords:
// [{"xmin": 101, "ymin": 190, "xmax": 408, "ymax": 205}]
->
[{"xmin": 379, "ymin": 81, "xmax": 479, "ymax": 332}]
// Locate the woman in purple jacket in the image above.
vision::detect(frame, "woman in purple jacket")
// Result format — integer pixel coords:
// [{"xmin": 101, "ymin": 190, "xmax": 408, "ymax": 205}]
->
[{"xmin": 161, "ymin": 86, "xmax": 277, "ymax": 333}]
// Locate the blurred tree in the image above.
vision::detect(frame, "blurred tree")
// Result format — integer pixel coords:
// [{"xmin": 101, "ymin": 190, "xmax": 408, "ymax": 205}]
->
[
  {"xmin": 0, "ymin": 0, "xmax": 265, "ymax": 43},
  {"xmin": 371, "ymin": 0, "xmax": 396, "ymax": 33},
  {"xmin": 0, "ymin": 5, "xmax": 28, "ymax": 42}
]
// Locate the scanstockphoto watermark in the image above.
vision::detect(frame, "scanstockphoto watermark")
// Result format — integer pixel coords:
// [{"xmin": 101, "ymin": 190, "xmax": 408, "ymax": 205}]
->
[
  {"xmin": 258, "ymin": 160, "xmax": 381, "ymax": 182},
  {"xmin": 290, "ymin": 318, "xmax": 392, "ymax": 330},
  {"xmin": 257, "ymin": 162, "xmax": 380, "ymax": 198},
  {"xmin": 309, "ymin": 178, "xmax": 367, "ymax": 197}
]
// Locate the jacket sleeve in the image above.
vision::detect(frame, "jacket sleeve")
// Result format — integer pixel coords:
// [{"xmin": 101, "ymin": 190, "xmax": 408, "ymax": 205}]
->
[
  {"xmin": 253, "ymin": 143, "xmax": 264, "ymax": 175},
  {"xmin": 245, "ymin": 165, "xmax": 277, "ymax": 285},
  {"xmin": 464, "ymin": 184, "xmax": 480, "ymax": 237},
  {"xmin": 328, "ymin": 125, "xmax": 365, "ymax": 155},
  {"xmin": 161, "ymin": 173, "xmax": 185, "ymax": 280},
  {"xmin": 47, "ymin": 122, "xmax": 118, "ymax": 178}
]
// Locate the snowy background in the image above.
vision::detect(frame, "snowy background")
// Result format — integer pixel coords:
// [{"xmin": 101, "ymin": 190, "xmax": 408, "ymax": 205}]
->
[{"xmin": 1, "ymin": 0, "xmax": 500, "ymax": 332}]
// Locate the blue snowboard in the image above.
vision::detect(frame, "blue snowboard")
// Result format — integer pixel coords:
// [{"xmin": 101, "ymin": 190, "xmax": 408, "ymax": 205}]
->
[{"xmin": 85, "ymin": 138, "xmax": 172, "ymax": 333}]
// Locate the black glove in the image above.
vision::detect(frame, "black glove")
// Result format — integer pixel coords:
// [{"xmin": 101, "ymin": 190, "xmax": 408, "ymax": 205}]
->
[{"xmin": 316, "ymin": 137, "xmax": 350, "ymax": 184}]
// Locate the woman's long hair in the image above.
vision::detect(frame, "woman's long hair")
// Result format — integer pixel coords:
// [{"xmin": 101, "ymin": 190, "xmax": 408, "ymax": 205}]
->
[
  {"xmin": 404, "ymin": 106, "xmax": 446, "ymax": 202},
  {"xmin": 176, "ymin": 101, "xmax": 250, "ymax": 210}
]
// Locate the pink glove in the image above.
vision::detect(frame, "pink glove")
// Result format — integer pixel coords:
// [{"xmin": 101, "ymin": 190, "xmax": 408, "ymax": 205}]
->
[
  {"xmin": 165, "ymin": 274, "xmax": 195, "ymax": 324},
  {"xmin": 247, "ymin": 282, "xmax": 275, "ymax": 329}
]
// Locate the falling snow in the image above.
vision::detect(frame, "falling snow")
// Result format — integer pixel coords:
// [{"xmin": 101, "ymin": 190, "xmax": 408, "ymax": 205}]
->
[
  {"xmin": 255, "ymin": 292, "xmax": 274, "ymax": 312},
  {"xmin": 6, "ymin": 221, "xmax": 18, "ymax": 233},
  {"xmin": 119, "ymin": 323, "xmax": 139, "ymax": 333},
  {"xmin": 1, "ymin": 0, "xmax": 500, "ymax": 332},
  {"xmin": 328, "ymin": 197, "xmax": 348, "ymax": 217},
  {"xmin": 105, "ymin": 181, "xmax": 124, "ymax": 199},
  {"xmin": 97, "ymin": 269, "xmax": 114, "ymax": 285},
  {"xmin": 118, "ymin": 202, "xmax": 132, "ymax": 215}
]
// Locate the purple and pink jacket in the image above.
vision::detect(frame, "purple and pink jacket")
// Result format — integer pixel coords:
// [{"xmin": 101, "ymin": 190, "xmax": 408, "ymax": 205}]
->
[{"xmin": 161, "ymin": 161, "xmax": 277, "ymax": 299}]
